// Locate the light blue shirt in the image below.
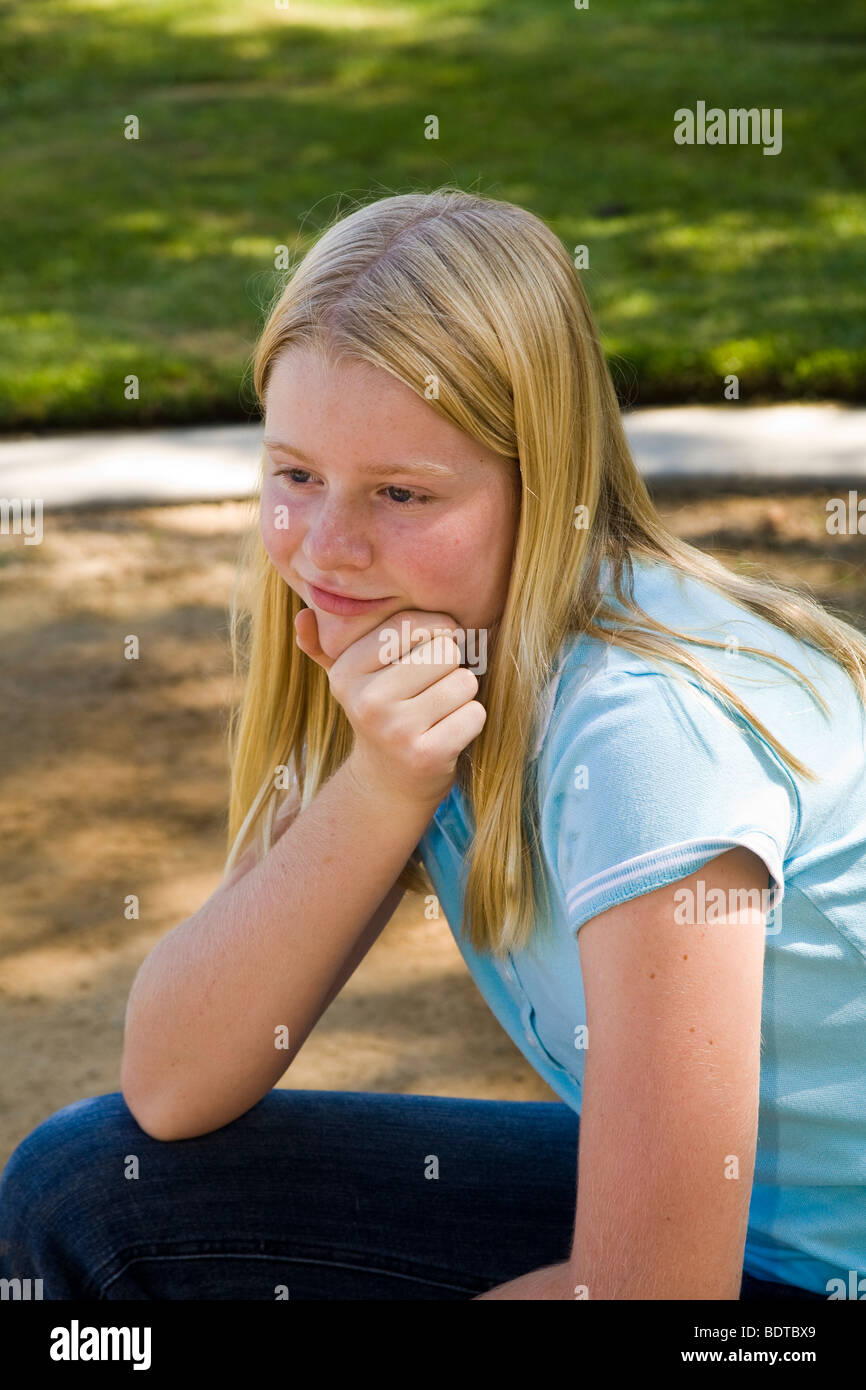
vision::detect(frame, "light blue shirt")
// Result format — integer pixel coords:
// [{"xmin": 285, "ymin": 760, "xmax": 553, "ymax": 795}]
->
[{"xmin": 417, "ymin": 553, "xmax": 866, "ymax": 1296}]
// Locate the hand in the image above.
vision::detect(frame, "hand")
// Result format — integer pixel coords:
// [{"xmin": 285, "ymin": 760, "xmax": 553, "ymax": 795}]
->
[{"xmin": 294, "ymin": 605, "xmax": 486, "ymax": 810}]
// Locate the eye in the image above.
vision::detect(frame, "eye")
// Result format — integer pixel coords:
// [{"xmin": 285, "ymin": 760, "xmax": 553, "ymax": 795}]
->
[
  {"xmin": 274, "ymin": 468, "xmax": 433, "ymax": 507},
  {"xmin": 382, "ymin": 485, "xmax": 433, "ymax": 506},
  {"xmin": 275, "ymin": 467, "xmax": 314, "ymax": 487}
]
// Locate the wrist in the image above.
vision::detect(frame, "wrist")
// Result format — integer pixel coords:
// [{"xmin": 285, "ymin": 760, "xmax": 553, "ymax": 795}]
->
[{"xmin": 341, "ymin": 751, "xmax": 446, "ymax": 823}]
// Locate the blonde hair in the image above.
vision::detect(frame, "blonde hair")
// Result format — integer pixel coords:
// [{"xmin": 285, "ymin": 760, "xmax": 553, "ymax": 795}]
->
[{"xmin": 224, "ymin": 186, "xmax": 866, "ymax": 958}]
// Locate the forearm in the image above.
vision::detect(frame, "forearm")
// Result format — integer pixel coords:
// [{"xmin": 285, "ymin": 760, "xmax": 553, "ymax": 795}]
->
[
  {"xmin": 121, "ymin": 759, "xmax": 435, "ymax": 1139},
  {"xmin": 474, "ymin": 1252, "xmax": 743, "ymax": 1301},
  {"xmin": 473, "ymin": 1261, "xmax": 573, "ymax": 1300}
]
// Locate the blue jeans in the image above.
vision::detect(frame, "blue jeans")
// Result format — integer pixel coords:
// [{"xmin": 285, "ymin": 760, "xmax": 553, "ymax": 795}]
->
[{"xmin": 0, "ymin": 1088, "xmax": 827, "ymax": 1300}]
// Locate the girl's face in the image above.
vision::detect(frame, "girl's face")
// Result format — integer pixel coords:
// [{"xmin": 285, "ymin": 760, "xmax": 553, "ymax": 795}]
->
[{"xmin": 260, "ymin": 345, "xmax": 521, "ymax": 662}]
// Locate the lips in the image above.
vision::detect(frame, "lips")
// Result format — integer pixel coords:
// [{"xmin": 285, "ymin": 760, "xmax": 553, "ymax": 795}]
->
[
  {"xmin": 307, "ymin": 582, "xmax": 392, "ymax": 616},
  {"xmin": 312, "ymin": 583, "xmax": 377, "ymax": 600}
]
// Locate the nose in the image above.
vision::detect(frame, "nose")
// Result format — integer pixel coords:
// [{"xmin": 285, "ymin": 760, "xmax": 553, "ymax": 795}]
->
[{"xmin": 300, "ymin": 494, "xmax": 374, "ymax": 572}]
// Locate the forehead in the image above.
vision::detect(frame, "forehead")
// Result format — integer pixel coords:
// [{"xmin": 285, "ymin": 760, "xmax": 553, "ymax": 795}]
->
[
  {"xmin": 264, "ymin": 347, "xmax": 509, "ymax": 478},
  {"xmin": 265, "ymin": 348, "xmax": 432, "ymax": 430}
]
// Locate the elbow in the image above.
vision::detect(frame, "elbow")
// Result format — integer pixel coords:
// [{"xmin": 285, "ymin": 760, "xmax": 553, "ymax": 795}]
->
[
  {"xmin": 120, "ymin": 996, "xmax": 201, "ymax": 1141},
  {"xmin": 120, "ymin": 1073, "xmax": 183, "ymax": 1143},
  {"xmin": 120, "ymin": 1058, "xmax": 243, "ymax": 1143},
  {"xmin": 120, "ymin": 1050, "xmax": 189, "ymax": 1143},
  {"xmin": 121, "ymin": 1093, "xmax": 179, "ymax": 1143},
  {"xmin": 121, "ymin": 1084, "xmax": 217, "ymax": 1144}
]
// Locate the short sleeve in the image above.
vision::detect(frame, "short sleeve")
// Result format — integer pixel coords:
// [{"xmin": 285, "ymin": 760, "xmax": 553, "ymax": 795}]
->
[{"xmin": 539, "ymin": 669, "xmax": 798, "ymax": 937}]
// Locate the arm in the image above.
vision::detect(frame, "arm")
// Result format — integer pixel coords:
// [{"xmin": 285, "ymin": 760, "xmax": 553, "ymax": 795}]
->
[
  {"xmin": 120, "ymin": 758, "xmax": 436, "ymax": 1142},
  {"xmin": 123, "ymin": 603, "xmax": 482, "ymax": 1145},
  {"xmin": 474, "ymin": 846, "xmax": 767, "ymax": 1300}
]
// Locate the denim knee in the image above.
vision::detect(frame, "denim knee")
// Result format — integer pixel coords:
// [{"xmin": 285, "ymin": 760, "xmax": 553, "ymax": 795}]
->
[{"xmin": 0, "ymin": 1091, "xmax": 141, "ymax": 1285}]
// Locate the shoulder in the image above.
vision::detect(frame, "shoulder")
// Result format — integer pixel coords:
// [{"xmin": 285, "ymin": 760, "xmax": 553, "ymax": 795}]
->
[
  {"xmin": 536, "ymin": 559, "xmax": 813, "ymax": 805},
  {"xmin": 538, "ymin": 651, "xmax": 799, "ymax": 822},
  {"xmin": 535, "ymin": 653, "xmax": 797, "ymax": 936},
  {"xmin": 538, "ymin": 657, "xmax": 711, "ymax": 787}
]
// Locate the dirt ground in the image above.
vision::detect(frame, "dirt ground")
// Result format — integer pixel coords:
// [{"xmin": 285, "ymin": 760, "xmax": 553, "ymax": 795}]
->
[{"xmin": 2, "ymin": 490, "xmax": 864, "ymax": 1169}]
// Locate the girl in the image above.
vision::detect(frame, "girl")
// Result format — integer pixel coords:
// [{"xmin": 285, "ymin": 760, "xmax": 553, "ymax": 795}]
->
[{"xmin": 1, "ymin": 188, "xmax": 864, "ymax": 1300}]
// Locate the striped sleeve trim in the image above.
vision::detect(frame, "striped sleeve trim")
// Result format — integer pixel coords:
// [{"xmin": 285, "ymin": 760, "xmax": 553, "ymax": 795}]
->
[{"xmin": 565, "ymin": 831, "xmax": 785, "ymax": 935}]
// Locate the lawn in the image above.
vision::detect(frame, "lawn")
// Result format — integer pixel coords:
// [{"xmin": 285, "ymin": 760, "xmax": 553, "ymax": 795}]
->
[{"xmin": 1, "ymin": 0, "xmax": 864, "ymax": 431}]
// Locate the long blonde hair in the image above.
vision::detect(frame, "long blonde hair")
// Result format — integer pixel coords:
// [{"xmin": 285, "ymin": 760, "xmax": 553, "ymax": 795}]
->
[{"xmin": 224, "ymin": 186, "xmax": 866, "ymax": 958}]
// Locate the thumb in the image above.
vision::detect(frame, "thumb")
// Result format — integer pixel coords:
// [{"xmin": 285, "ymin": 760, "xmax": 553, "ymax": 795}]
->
[{"xmin": 294, "ymin": 606, "xmax": 335, "ymax": 672}]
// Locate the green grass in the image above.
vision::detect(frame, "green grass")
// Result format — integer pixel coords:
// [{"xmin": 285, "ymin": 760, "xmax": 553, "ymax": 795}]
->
[{"xmin": 1, "ymin": 0, "xmax": 864, "ymax": 430}]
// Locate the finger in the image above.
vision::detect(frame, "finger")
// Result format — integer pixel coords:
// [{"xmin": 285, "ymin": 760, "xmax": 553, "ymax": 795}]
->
[
  {"xmin": 294, "ymin": 607, "xmax": 335, "ymax": 672},
  {"xmin": 348, "ymin": 611, "xmax": 463, "ymax": 676}
]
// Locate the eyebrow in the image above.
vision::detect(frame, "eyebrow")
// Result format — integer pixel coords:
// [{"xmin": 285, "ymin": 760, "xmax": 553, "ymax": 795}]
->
[{"xmin": 263, "ymin": 440, "xmax": 457, "ymax": 478}]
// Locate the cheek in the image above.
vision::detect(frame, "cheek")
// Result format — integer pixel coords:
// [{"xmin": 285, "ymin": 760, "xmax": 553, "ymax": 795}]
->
[
  {"xmin": 259, "ymin": 483, "xmax": 299, "ymax": 568},
  {"xmin": 432, "ymin": 505, "xmax": 511, "ymax": 592},
  {"xmin": 396, "ymin": 515, "xmax": 499, "ymax": 617},
  {"xmin": 381, "ymin": 525, "xmax": 476, "ymax": 605},
  {"xmin": 391, "ymin": 529, "xmax": 449, "ymax": 581}
]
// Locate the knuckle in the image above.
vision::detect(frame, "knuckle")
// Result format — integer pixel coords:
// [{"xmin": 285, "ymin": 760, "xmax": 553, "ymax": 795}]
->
[
  {"xmin": 327, "ymin": 661, "xmax": 346, "ymax": 696},
  {"xmin": 442, "ymin": 635, "xmax": 464, "ymax": 665},
  {"xmin": 352, "ymin": 686, "xmax": 376, "ymax": 724},
  {"xmin": 454, "ymin": 665, "xmax": 478, "ymax": 695},
  {"xmin": 410, "ymin": 742, "xmax": 439, "ymax": 776}
]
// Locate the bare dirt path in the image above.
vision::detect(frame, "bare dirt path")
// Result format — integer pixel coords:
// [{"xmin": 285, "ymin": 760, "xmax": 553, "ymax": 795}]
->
[{"xmin": 1, "ymin": 493, "xmax": 863, "ymax": 1167}]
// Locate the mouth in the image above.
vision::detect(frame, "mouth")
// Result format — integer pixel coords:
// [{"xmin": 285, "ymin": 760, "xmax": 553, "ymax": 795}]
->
[{"xmin": 307, "ymin": 582, "xmax": 393, "ymax": 616}]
